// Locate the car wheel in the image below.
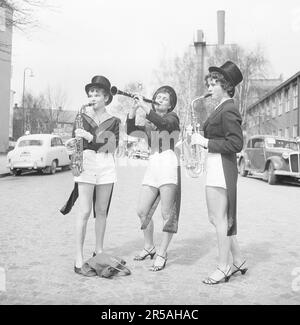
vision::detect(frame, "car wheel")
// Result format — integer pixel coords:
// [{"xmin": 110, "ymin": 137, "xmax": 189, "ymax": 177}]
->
[
  {"xmin": 239, "ymin": 159, "xmax": 248, "ymax": 177},
  {"xmin": 13, "ymin": 169, "xmax": 22, "ymax": 176},
  {"xmin": 62, "ymin": 164, "xmax": 71, "ymax": 171},
  {"xmin": 50, "ymin": 160, "xmax": 57, "ymax": 174},
  {"xmin": 267, "ymin": 163, "xmax": 277, "ymax": 185}
]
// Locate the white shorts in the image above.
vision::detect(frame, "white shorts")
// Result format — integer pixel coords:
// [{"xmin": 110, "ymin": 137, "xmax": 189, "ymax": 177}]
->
[
  {"xmin": 205, "ymin": 153, "xmax": 227, "ymax": 189},
  {"xmin": 74, "ymin": 150, "xmax": 117, "ymax": 185},
  {"xmin": 142, "ymin": 150, "xmax": 178, "ymax": 188}
]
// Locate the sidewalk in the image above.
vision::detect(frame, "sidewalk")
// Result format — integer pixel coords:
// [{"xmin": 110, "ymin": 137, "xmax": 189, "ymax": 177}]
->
[{"xmin": 0, "ymin": 153, "xmax": 10, "ymax": 177}]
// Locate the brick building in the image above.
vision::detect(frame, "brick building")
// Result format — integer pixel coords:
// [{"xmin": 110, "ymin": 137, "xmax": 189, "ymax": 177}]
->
[
  {"xmin": 0, "ymin": 6, "xmax": 12, "ymax": 152},
  {"xmin": 246, "ymin": 71, "xmax": 300, "ymax": 139}
]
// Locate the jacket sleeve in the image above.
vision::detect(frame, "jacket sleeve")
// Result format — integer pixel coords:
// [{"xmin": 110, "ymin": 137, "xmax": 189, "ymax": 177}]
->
[
  {"xmin": 126, "ymin": 115, "xmax": 146, "ymax": 134},
  {"xmin": 208, "ymin": 108, "xmax": 243, "ymax": 154},
  {"xmin": 146, "ymin": 110, "xmax": 179, "ymax": 132}
]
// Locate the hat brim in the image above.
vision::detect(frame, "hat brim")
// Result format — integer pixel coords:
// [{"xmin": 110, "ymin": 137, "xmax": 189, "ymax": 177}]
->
[
  {"xmin": 208, "ymin": 67, "xmax": 235, "ymax": 98},
  {"xmin": 152, "ymin": 86, "xmax": 177, "ymax": 111},
  {"xmin": 85, "ymin": 83, "xmax": 113, "ymax": 105}
]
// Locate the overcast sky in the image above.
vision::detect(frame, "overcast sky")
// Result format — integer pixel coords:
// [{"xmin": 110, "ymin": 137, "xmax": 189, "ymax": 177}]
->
[{"xmin": 11, "ymin": 0, "xmax": 300, "ymax": 110}]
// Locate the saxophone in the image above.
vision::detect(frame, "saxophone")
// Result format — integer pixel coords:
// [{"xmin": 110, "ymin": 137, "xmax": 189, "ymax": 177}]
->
[
  {"xmin": 66, "ymin": 103, "xmax": 93, "ymax": 177},
  {"xmin": 181, "ymin": 94, "xmax": 211, "ymax": 178}
]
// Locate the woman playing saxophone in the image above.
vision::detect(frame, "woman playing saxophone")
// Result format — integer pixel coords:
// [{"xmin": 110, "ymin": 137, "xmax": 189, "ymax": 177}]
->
[{"xmin": 61, "ymin": 75, "xmax": 121, "ymax": 277}]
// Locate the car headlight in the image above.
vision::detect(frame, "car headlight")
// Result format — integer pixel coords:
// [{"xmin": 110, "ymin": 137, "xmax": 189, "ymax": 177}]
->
[{"xmin": 282, "ymin": 152, "xmax": 289, "ymax": 160}]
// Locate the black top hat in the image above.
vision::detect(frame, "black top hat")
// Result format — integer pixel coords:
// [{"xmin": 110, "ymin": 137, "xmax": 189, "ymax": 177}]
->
[
  {"xmin": 152, "ymin": 85, "xmax": 177, "ymax": 112},
  {"xmin": 85, "ymin": 75, "xmax": 113, "ymax": 105},
  {"xmin": 208, "ymin": 61, "xmax": 243, "ymax": 97}
]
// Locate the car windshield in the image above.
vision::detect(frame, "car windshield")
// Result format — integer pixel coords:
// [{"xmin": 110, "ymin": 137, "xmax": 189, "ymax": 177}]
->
[
  {"xmin": 18, "ymin": 139, "xmax": 43, "ymax": 147},
  {"xmin": 265, "ymin": 138, "xmax": 298, "ymax": 150}
]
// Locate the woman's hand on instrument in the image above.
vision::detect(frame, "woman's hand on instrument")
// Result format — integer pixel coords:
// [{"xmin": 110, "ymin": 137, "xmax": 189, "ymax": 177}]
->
[
  {"xmin": 191, "ymin": 133, "xmax": 209, "ymax": 148},
  {"xmin": 133, "ymin": 94, "xmax": 151, "ymax": 114},
  {"xmin": 75, "ymin": 129, "xmax": 93, "ymax": 142}
]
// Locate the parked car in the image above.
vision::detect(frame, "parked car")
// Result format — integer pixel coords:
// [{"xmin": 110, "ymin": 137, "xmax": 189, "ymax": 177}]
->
[
  {"xmin": 7, "ymin": 134, "xmax": 71, "ymax": 175},
  {"xmin": 238, "ymin": 135, "xmax": 300, "ymax": 185}
]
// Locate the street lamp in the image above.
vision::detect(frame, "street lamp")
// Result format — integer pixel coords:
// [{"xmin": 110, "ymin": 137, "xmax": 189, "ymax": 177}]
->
[{"xmin": 22, "ymin": 67, "xmax": 34, "ymax": 134}]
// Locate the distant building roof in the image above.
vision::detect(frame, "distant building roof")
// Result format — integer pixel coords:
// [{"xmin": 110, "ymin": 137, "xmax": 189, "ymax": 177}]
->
[
  {"xmin": 248, "ymin": 71, "xmax": 300, "ymax": 111},
  {"xmin": 247, "ymin": 78, "xmax": 283, "ymax": 106}
]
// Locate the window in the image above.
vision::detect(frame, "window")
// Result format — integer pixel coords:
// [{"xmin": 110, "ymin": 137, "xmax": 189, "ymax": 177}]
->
[
  {"xmin": 285, "ymin": 127, "xmax": 290, "ymax": 138},
  {"xmin": 51, "ymin": 138, "xmax": 57, "ymax": 147},
  {"xmin": 278, "ymin": 92, "xmax": 283, "ymax": 116},
  {"xmin": 283, "ymin": 90, "xmax": 287, "ymax": 113},
  {"xmin": 18, "ymin": 140, "xmax": 43, "ymax": 147},
  {"xmin": 56, "ymin": 138, "xmax": 63, "ymax": 146},
  {"xmin": 252, "ymin": 138, "xmax": 264, "ymax": 148},
  {"xmin": 293, "ymin": 125, "xmax": 298, "ymax": 138},
  {"xmin": 272, "ymin": 97, "xmax": 277, "ymax": 118},
  {"xmin": 260, "ymin": 104, "xmax": 265, "ymax": 122},
  {"xmin": 265, "ymin": 100, "xmax": 271, "ymax": 120},
  {"xmin": 293, "ymin": 83, "xmax": 298, "ymax": 109},
  {"xmin": 278, "ymin": 129, "xmax": 283, "ymax": 137},
  {"xmin": 285, "ymin": 88, "xmax": 290, "ymax": 112}
]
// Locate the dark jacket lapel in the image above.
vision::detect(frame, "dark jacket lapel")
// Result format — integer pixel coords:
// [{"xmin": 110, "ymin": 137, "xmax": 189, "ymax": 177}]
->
[{"xmin": 208, "ymin": 98, "xmax": 233, "ymax": 122}]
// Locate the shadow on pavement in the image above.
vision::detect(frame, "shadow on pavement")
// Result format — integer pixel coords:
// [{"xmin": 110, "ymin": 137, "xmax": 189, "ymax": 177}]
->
[{"xmin": 106, "ymin": 233, "xmax": 215, "ymax": 267}]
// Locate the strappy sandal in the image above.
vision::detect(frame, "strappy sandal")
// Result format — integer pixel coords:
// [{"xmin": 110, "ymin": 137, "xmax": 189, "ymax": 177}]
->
[
  {"xmin": 202, "ymin": 266, "xmax": 231, "ymax": 285},
  {"xmin": 149, "ymin": 254, "xmax": 168, "ymax": 272},
  {"xmin": 232, "ymin": 260, "xmax": 248, "ymax": 276},
  {"xmin": 134, "ymin": 247, "xmax": 156, "ymax": 261}
]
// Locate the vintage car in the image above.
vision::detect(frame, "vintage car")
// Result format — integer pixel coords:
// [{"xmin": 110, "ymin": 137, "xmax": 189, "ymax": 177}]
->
[
  {"xmin": 238, "ymin": 135, "xmax": 300, "ymax": 185},
  {"xmin": 7, "ymin": 134, "xmax": 71, "ymax": 175}
]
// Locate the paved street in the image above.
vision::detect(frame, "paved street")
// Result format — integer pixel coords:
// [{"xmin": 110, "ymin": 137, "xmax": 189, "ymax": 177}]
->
[{"xmin": 0, "ymin": 159, "xmax": 300, "ymax": 305}]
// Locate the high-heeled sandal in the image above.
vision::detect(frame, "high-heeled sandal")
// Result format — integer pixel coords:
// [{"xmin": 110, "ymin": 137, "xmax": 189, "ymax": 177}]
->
[
  {"xmin": 149, "ymin": 254, "xmax": 167, "ymax": 272},
  {"xmin": 133, "ymin": 247, "xmax": 156, "ymax": 261},
  {"xmin": 202, "ymin": 266, "xmax": 231, "ymax": 285},
  {"xmin": 232, "ymin": 260, "xmax": 248, "ymax": 276}
]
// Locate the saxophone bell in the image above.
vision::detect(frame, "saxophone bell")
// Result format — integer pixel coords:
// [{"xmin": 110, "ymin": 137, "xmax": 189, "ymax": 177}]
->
[
  {"xmin": 181, "ymin": 93, "xmax": 210, "ymax": 178},
  {"xmin": 68, "ymin": 104, "xmax": 89, "ymax": 177}
]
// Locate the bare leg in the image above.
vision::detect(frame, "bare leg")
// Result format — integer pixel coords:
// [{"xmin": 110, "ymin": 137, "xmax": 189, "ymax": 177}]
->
[
  {"xmin": 205, "ymin": 186, "xmax": 231, "ymax": 281},
  {"xmin": 94, "ymin": 183, "xmax": 114, "ymax": 254},
  {"xmin": 151, "ymin": 184, "xmax": 177, "ymax": 270},
  {"xmin": 230, "ymin": 236, "xmax": 247, "ymax": 269},
  {"xmin": 135, "ymin": 185, "xmax": 159, "ymax": 258},
  {"xmin": 75, "ymin": 183, "xmax": 94, "ymax": 268}
]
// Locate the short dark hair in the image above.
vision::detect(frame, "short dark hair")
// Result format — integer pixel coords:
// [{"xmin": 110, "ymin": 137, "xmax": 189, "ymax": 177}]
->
[
  {"xmin": 154, "ymin": 87, "xmax": 175, "ymax": 110},
  {"xmin": 205, "ymin": 71, "xmax": 234, "ymax": 97},
  {"xmin": 87, "ymin": 86, "xmax": 110, "ymax": 102}
]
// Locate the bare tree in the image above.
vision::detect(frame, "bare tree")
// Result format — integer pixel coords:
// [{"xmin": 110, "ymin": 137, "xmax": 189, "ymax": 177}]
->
[
  {"xmin": 21, "ymin": 87, "xmax": 68, "ymax": 133},
  {"xmin": 111, "ymin": 81, "xmax": 145, "ymax": 121},
  {"xmin": 154, "ymin": 43, "xmax": 271, "ymax": 130},
  {"xmin": 153, "ymin": 47, "xmax": 198, "ymax": 124},
  {"xmin": 207, "ymin": 44, "xmax": 270, "ymax": 126},
  {"xmin": 43, "ymin": 86, "xmax": 68, "ymax": 132},
  {"xmin": 0, "ymin": 0, "xmax": 52, "ymax": 30}
]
